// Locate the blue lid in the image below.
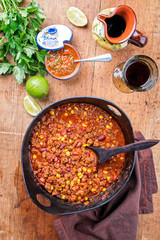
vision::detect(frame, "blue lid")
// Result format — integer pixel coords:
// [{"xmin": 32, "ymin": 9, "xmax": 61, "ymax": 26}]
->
[{"xmin": 36, "ymin": 24, "xmax": 73, "ymax": 51}]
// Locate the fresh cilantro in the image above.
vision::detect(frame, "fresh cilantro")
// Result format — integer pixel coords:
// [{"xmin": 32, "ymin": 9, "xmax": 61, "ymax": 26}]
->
[{"xmin": 0, "ymin": 0, "xmax": 47, "ymax": 84}]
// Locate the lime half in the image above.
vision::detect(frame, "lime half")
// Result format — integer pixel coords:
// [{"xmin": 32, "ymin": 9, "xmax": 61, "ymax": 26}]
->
[
  {"xmin": 67, "ymin": 7, "xmax": 88, "ymax": 27},
  {"xmin": 26, "ymin": 76, "xmax": 49, "ymax": 99},
  {"xmin": 23, "ymin": 96, "xmax": 41, "ymax": 116}
]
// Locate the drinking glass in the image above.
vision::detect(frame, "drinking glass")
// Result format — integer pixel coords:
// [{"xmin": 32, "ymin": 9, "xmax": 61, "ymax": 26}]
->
[{"xmin": 113, "ymin": 55, "xmax": 159, "ymax": 93}]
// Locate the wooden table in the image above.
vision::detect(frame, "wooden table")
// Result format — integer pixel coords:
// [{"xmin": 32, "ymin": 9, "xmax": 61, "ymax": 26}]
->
[{"xmin": 0, "ymin": 0, "xmax": 160, "ymax": 239}]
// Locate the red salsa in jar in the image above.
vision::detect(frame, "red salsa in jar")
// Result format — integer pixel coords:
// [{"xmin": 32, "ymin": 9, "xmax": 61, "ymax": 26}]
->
[{"xmin": 30, "ymin": 103, "xmax": 126, "ymax": 205}]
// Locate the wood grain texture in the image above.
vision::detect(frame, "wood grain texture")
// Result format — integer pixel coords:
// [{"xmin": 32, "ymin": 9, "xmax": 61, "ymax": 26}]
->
[{"xmin": 0, "ymin": 0, "xmax": 159, "ymax": 239}]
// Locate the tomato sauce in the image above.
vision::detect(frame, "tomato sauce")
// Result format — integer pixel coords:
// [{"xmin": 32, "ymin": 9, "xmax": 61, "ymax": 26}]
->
[{"xmin": 46, "ymin": 45, "xmax": 79, "ymax": 77}]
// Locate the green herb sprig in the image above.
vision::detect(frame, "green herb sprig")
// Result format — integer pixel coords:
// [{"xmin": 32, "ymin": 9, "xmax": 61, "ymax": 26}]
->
[{"xmin": 0, "ymin": 0, "xmax": 49, "ymax": 83}]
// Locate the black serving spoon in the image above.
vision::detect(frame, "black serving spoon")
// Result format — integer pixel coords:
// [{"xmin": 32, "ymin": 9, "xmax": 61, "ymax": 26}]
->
[{"xmin": 87, "ymin": 139, "xmax": 159, "ymax": 166}]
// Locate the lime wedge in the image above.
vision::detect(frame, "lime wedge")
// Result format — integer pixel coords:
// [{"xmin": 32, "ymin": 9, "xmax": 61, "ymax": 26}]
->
[
  {"xmin": 67, "ymin": 7, "xmax": 88, "ymax": 27},
  {"xmin": 23, "ymin": 96, "xmax": 41, "ymax": 116}
]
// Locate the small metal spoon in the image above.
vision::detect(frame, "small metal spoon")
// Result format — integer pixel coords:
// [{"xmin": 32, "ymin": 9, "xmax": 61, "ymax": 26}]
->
[
  {"xmin": 74, "ymin": 53, "xmax": 112, "ymax": 63},
  {"xmin": 87, "ymin": 139, "xmax": 159, "ymax": 166}
]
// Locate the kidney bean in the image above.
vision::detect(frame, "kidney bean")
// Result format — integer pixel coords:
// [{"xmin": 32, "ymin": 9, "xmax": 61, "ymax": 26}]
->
[
  {"xmin": 41, "ymin": 168, "xmax": 45, "ymax": 173},
  {"xmin": 56, "ymin": 194, "xmax": 61, "ymax": 198},
  {"xmin": 60, "ymin": 143, "xmax": 66, "ymax": 149},
  {"xmin": 48, "ymin": 158, "xmax": 53, "ymax": 163},
  {"xmin": 86, "ymin": 152, "xmax": 90, "ymax": 157},
  {"xmin": 84, "ymin": 172, "xmax": 88, "ymax": 176},
  {"xmin": 61, "ymin": 173, "xmax": 64, "ymax": 177},
  {"xmin": 55, "ymin": 152, "xmax": 59, "ymax": 157},
  {"xmin": 61, "ymin": 129, "xmax": 67, "ymax": 136},
  {"xmin": 42, "ymin": 142, "xmax": 47, "ymax": 148},
  {"xmin": 67, "ymin": 167, "xmax": 70, "ymax": 172},
  {"xmin": 68, "ymin": 158, "xmax": 72, "ymax": 164},
  {"xmin": 39, "ymin": 180, "xmax": 45, "ymax": 186},
  {"xmin": 37, "ymin": 173, "xmax": 42, "ymax": 178},
  {"xmin": 67, "ymin": 128, "xmax": 71, "ymax": 132},
  {"xmin": 54, "ymin": 156, "xmax": 58, "ymax": 162},
  {"xmin": 76, "ymin": 142, "xmax": 82, "ymax": 148},
  {"xmin": 67, "ymin": 131, "xmax": 72, "ymax": 135},
  {"xmin": 98, "ymin": 135, "xmax": 106, "ymax": 141},
  {"xmin": 72, "ymin": 151, "xmax": 79, "ymax": 156},
  {"xmin": 40, "ymin": 148, "xmax": 47, "ymax": 152},
  {"xmin": 32, "ymin": 132, "xmax": 36, "ymax": 137},
  {"xmin": 62, "ymin": 168, "xmax": 66, "ymax": 173}
]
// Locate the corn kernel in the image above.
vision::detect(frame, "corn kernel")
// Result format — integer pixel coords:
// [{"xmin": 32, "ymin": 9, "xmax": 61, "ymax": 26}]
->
[
  {"xmin": 61, "ymin": 184, "xmax": 65, "ymax": 188},
  {"xmin": 78, "ymin": 196, "xmax": 81, "ymax": 200},
  {"xmin": 106, "ymin": 125, "xmax": 111, "ymax": 129},
  {"xmin": 36, "ymin": 132, "xmax": 38, "ymax": 136},
  {"xmin": 120, "ymin": 157, "xmax": 124, "ymax": 160},
  {"xmin": 77, "ymin": 179, "xmax": 80, "ymax": 183},
  {"xmin": 51, "ymin": 186, "xmax": 54, "ymax": 190},
  {"xmin": 64, "ymin": 134, "xmax": 67, "ymax": 138},
  {"xmin": 68, "ymin": 107, "xmax": 71, "ymax": 111},
  {"xmin": 50, "ymin": 111, "xmax": 54, "ymax": 115},
  {"xmin": 103, "ymin": 188, "xmax": 106, "ymax": 192},
  {"xmin": 71, "ymin": 110, "xmax": 74, "ymax": 114},
  {"xmin": 39, "ymin": 135, "xmax": 44, "ymax": 139},
  {"xmin": 74, "ymin": 106, "xmax": 78, "ymax": 110},
  {"xmin": 69, "ymin": 139, "xmax": 73, "ymax": 144},
  {"xmin": 85, "ymin": 107, "xmax": 88, "ymax": 110},
  {"xmin": 61, "ymin": 195, "xmax": 65, "ymax": 200},
  {"xmin": 83, "ymin": 111, "xmax": 86, "ymax": 116},
  {"xmin": 85, "ymin": 197, "xmax": 88, "ymax": 201},
  {"xmin": 64, "ymin": 149, "xmax": 68, "ymax": 152},
  {"xmin": 67, "ymin": 124, "xmax": 71, "ymax": 128},
  {"xmin": 59, "ymin": 187, "xmax": 62, "ymax": 191},
  {"xmin": 70, "ymin": 181, "xmax": 74, "ymax": 186},
  {"xmin": 64, "ymin": 113, "xmax": 68, "ymax": 117},
  {"xmin": 109, "ymin": 116, "xmax": 112, "ymax": 119},
  {"xmin": 103, "ymin": 170, "xmax": 108, "ymax": 174},
  {"xmin": 96, "ymin": 118, "xmax": 99, "ymax": 121},
  {"xmin": 87, "ymin": 169, "xmax": 92, "ymax": 173},
  {"xmin": 66, "ymin": 180, "xmax": 70, "ymax": 185},
  {"xmin": 82, "ymin": 167, "xmax": 87, "ymax": 172},
  {"xmin": 40, "ymin": 142, "xmax": 43, "ymax": 146},
  {"xmin": 82, "ymin": 144, "xmax": 89, "ymax": 147},
  {"xmin": 77, "ymin": 172, "xmax": 83, "ymax": 178},
  {"xmin": 82, "ymin": 123, "xmax": 87, "ymax": 127},
  {"xmin": 56, "ymin": 173, "xmax": 60, "ymax": 178},
  {"xmin": 69, "ymin": 120, "xmax": 72, "ymax": 124},
  {"xmin": 89, "ymin": 181, "xmax": 92, "ymax": 185},
  {"xmin": 109, "ymin": 122, "xmax": 113, "ymax": 126},
  {"xmin": 61, "ymin": 137, "xmax": 65, "ymax": 142},
  {"xmin": 107, "ymin": 176, "xmax": 111, "ymax": 181},
  {"xmin": 99, "ymin": 115, "xmax": 103, "ymax": 119},
  {"xmin": 66, "ymin": 151, "xmax": 70, "ymax": 156},
  {"xmin": 33, "ymin": 154, "xmax": 36, "ymax": 159},
  {"xmin": 93, "ymin": 167, "xmax": 96, "ymax": 172},
  {"xmin": 91, "ymin": 188, "xmax": 96, "ymax": 192},
  {"xmin": 95, "ymin": 174, "xmax": 98, "ymax": 178}
]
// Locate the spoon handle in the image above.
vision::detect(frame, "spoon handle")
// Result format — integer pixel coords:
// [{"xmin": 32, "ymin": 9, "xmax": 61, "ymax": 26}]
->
[
  {"xmin": 100, "ymin": 139, "xmax": 159, "ymax": 165},
  {"xmin": 74, "ymin": 53, "xmax": 112, "ymax": 63}
]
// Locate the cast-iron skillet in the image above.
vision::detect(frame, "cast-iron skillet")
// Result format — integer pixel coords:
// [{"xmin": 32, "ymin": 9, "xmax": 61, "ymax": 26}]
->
[{"xmin": 21, "ymin": 96, "xmax": 136, "ymax": 215}]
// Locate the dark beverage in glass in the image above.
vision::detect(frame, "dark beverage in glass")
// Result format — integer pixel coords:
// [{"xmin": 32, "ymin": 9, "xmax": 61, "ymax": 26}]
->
[{"xmin": 124, "ymin": 61, "xmax": 150, "ymax": 88}]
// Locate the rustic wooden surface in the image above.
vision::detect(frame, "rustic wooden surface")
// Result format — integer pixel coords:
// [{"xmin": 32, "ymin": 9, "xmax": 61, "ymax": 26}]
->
[{"xmin": 0, "ymin": 0, "xmax": 160, "ymax": 239}]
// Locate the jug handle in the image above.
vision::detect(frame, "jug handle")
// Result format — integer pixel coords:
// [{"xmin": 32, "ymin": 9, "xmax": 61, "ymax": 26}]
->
[{"xmin": 129, "ymin": 30, "xmax": 148, "ymax": 47}]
